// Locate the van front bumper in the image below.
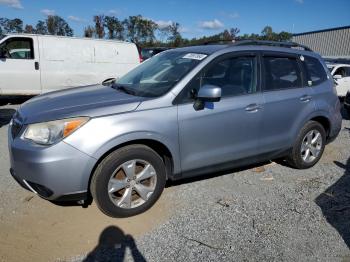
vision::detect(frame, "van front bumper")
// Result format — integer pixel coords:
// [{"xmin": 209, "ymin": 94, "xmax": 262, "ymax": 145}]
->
[{"xmin": 8, "ymin": 128, "xmax": 97, "ymax": 201}]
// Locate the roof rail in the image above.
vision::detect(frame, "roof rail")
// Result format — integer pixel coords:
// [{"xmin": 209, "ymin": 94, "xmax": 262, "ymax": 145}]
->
[{"xmin": 233, "ymin": 40, "xmax": 312, "ymax": 51}]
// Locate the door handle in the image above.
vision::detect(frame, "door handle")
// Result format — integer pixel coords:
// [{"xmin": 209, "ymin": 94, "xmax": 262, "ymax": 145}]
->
[
  {"xmin": 245, "ymin": 103, "xmax": 261, "ymax": 113},
  {"xmin": 300, "ymin": 95, "xmax": 312, "ymax": 102},
  {"xmin": 34, "ymin": 61, "xmax": 39, "ymax": 70}
]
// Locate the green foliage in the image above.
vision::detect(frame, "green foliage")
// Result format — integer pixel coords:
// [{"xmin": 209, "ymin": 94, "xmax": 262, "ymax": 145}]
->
[
  {"xmin": 93, "ymin": 15, "xmax": 105, "ymax": 39},
  {"xmin": 104, "ymin": 16, "xmax": 124, "ymax": 40},
  {"xmin": 35, "ymin": 20, "xmax": 47, "ymax": 34},
  {"xmin": 84, "ymin": 26, "xmax": 94, "ymax": 38},
  {"xmin": 0, "ymin": 18, "xmax": 23, "ymax": 33},
  {"xmin": 46, "ymin": 16, "xmax": 73, "ymax": 36},
  {"xmin": 0, "ymin": 14, "xmax": 292, "ymax": 48}
]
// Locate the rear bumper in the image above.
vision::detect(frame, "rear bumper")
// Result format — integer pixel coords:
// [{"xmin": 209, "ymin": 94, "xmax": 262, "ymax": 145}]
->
[{"xmin": 8, "ymin": 130, "xmax": 97, "ymax": 201}]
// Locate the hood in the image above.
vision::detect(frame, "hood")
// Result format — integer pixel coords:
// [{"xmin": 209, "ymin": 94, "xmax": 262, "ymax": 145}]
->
[{"xmin": 18, "ymin": 84, "xmax": 145, "ymax": 124}]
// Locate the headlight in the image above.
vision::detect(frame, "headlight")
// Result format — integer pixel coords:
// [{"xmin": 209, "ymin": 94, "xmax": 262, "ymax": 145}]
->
[{"xmin": 22, "ymin": 117, "xmax": 89, "ymax": 145}]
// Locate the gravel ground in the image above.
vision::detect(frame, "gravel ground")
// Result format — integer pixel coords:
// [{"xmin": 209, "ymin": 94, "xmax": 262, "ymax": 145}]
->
[
  {"xmin": 74, "ymin": 110, "xmax": 350, "ymax": 262},
  {"xmin": 1, "ymin": 102, "xmax": 350, "ymax": 261}
]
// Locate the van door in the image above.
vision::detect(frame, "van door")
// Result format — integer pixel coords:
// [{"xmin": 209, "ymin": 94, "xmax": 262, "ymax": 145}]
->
[
  {"xmin": 0, "ymin": 36, "xmax": 41, "ymax": 95},
  {"xmin": 259, "ymin": 52, "xmax": 315, "ymax": 153},
  {"xmin": 177, "ymin": 52, "xmax": 264, "ymax": 174}
]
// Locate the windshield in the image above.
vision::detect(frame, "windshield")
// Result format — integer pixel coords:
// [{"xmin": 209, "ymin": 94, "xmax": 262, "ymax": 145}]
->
[{"xmin": 116, "ymin": 50, "xmax": 207, "ymax": 97}]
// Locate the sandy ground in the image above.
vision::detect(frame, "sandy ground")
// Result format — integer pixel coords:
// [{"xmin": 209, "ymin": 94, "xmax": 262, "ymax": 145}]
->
[{"xmin": 0, "ymin": 104, "xmax": 172, "ymax": 262}]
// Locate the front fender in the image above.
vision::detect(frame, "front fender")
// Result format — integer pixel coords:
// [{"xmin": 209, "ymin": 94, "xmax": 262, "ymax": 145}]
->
[{"xmin": 64, "ymin": 107, "xmax": 181, "ymax": 174}]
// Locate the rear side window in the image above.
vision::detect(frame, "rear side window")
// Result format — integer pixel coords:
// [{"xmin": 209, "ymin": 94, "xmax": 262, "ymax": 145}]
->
[
  {"xmin": 304, "ymin": 56, "xmax": 328, "ymax": 85},
  {"xmin": 263, "ymin": 56, "xmax": 302, "ymax": 91}
]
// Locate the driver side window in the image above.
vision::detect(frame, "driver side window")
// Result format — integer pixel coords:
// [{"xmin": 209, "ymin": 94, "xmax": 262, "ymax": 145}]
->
[
  {"xmin": 178, "ymin": 55, "xmax": 257, "ymax": 103},
  {"xmin": 0, "ymin": 37, "xmax": 34, "ymax": 59}
]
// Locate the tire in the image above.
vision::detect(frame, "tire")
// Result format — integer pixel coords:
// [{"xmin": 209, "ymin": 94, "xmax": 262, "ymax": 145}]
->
[
  {"xmin": 286, "ymin": 121, "xmax": 326, "ymax": 169},
  {"xmin": 90, "ymin": 144, "xmax": 166, "ymax": 218}
]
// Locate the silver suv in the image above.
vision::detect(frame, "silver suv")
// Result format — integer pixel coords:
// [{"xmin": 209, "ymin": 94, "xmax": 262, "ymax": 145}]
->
[{"xmin": 8, "ymin": 41, "xmax": 342, "ymax": 217}]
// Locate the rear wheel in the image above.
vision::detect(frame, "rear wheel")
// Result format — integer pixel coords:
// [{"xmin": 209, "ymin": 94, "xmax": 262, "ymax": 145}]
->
[
  {"xmin": 91, "ymin": 145, "xmax": 166, "ymax": 218},
  {"xmin": 286, "ymin": 121, "xmax": 326, "ymax": 169}
]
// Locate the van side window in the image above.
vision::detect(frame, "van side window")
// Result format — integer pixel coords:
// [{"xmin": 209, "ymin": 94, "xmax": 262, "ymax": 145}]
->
[
  {"xmin": 0, "ymin": 38, "xmax": 34, "ymax": 59},
  {"xmin": 334, "ymin": 67, "xmax": 347, "ymax": 78},
  {"xmin": 304, "ymin": 56, "xmax": 327, "ymax": 85},
  {"xmin": 263, "ymin": 56, "xmax": 302, "ymax": 91},
  {"xmin": 178, "ymin": 55, "xmax": 257, "ymax": 103}
]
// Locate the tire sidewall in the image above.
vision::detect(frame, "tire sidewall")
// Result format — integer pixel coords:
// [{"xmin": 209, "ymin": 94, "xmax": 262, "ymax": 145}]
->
[
  {"xmin": 293, "ymin": 121, "xmax": 326, "ymax": 169},
  {"xmin": 91, "ymin": 145, "xmax": 166, "ymax": 218}
]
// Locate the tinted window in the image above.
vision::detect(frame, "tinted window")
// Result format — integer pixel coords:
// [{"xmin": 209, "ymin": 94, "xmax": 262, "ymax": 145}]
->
[
  {"xmin": 263, "ymin": 56, "xmax": 302, "ymax": 91},
  {"xmin": 179, "ymin": 55, "xmax": 257, "ymax": 102},
  {"xmin": 345, "ymin": 67, "xmax": 350, "ymax": 76},
  {"xmin": 0, "ymin": 37, "xmax": 34, "ymax": 59},
  {"xmin": 304, "ymin": 56, "xmax": 327, "ymax": 85},
  {"xmin": 334, "ymin": 67, "xmax": 347, "ymax": 77}
]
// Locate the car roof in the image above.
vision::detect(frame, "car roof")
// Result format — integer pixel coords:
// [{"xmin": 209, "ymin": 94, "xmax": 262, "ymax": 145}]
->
[
  {"xmin": 171, "ymin": 44, "xmax": 320, "ymax": 58},
  {"xmin": 326, "ymin": 63, "xmax": 350, "ymax": 67}
]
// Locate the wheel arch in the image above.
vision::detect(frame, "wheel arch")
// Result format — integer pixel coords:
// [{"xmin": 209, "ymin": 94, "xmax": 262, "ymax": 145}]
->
[{"xmin": 88, "ymin": 138, "xmax": 176, "ymax": 198}]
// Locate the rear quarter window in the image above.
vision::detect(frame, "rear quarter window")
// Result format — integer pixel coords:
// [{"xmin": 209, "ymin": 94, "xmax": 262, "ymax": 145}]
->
[{"xmin": 304, "ymin": 56, "xmax": 328, "ymax": 86}]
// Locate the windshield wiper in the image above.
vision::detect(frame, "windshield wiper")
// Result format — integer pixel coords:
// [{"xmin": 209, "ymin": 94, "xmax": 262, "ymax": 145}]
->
[{"xmin": 111, "ymin": 84, "xmax": 136, "ymax": 96}]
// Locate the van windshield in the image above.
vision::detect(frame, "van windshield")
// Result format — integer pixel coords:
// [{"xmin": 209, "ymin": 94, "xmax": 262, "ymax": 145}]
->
[{"xmin": 115, "ymin": 50, "xmax": 207, "ymax": 97}]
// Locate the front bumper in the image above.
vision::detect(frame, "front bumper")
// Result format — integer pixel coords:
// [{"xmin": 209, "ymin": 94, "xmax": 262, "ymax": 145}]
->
[{"xmin": 8, "ymin": 127, "xmax": 97, "ymax": 201}]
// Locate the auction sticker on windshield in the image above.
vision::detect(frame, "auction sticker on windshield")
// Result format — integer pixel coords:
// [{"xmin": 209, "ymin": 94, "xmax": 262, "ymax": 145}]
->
[{"xmin": 183, "ymin": 53, "xmax": 207, "ymax": 60}]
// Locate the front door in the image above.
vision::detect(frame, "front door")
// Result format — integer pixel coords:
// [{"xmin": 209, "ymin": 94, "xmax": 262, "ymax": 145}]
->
[
  {"xmin": 177, "ymin": 53, "xmax": 264, "ymax": 174},
  {"xmin": 0, "ymin": 36, "xmax": 41, "ymax": 95}
]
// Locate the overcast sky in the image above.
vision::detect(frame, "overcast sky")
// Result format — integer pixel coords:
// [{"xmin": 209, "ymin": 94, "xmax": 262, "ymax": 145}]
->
[{"xmin": 0, "ymin": 0, "xmax": 349, "ymax": 38}]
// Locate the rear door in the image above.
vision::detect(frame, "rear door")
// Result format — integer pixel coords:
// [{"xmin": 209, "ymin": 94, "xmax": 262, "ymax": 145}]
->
[
  {"xmin": 0, "ymin": 36, "xmax": 41, "ymax": 95},
  {"xmin": 259, "ymin": 52, "xmax": 315, "ymax": 152},
  {"xmin": 177, "ymin": 52, "xmax": 264, "ymax": 173}
]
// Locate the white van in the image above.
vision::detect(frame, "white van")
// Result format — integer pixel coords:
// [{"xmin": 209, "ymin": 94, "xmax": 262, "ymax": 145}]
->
[
  {"xmin": 0, "ymin": 34, "xmax": 140, "ymax": 96},
  {"xmin": 326, "ymin": 63, "xmax": 350, "ymax": 97}
]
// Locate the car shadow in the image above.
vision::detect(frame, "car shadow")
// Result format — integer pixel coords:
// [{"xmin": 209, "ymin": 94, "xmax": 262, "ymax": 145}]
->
[
  {"xmin": 315, "ymin": 157, "xmax": 350, "ymax": 248},
  {"xmin": 0, "ymin": 108, "xmax": 16, "ymax": 128},
  {"xmin": 83, "ymin": 225, "xmax": 146, "ymax": 262},
  {"xmin": 166, "ymin": 160, "xmax": 272, "ymax": 187}
]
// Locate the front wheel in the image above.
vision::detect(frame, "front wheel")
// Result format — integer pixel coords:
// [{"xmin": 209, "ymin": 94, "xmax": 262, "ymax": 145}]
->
[
  {"xmin": 286, "ymin": 121, "xmax": 326, "ymax": 169},
  {"xmin": 90, "ymin": 145, "xmax": 166, "ymax": 218}
]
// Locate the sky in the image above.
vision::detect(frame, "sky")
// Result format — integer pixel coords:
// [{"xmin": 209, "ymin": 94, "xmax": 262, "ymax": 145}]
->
[{"xmin": 0, "ymin": 0, "xmax": 349, "ymax": 38}]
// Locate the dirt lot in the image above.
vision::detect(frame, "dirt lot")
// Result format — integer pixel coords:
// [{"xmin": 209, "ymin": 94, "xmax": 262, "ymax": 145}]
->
[{"xmin": 0, "ymin": 102, "xmax": 350, "ymax": 261}]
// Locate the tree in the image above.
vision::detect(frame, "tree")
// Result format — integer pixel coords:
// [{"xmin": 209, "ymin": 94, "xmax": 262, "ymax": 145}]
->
[
  {"xmin": 0, "ymin": 18, "xmax": 23, "ymax": 33},
  {"xmin": 35, "ymin": 20, "xmax": 47, "ymax": 34},
  {"xmin": 46, "ymin": 15, "xmax": 73, "ymax": 36},
  {"xmin": 84, "ymin": 26, "xmax": 94, "ymax": 38},
  {"xmin": 230, "ymin": 27, "xmax": 240, "ymax": 40},
  {"xmin": 93, "ymin": 15, "xmax": 105, "ymax": 38},
  {"xmin": 24, "ymin": 24, "xmax": 35, "ymax": 34},
  {"xmin": 261, "ymin": 26, "xmax": 273, "ymax": 40},
  {"xmin": 104, "ymin": 16, "xmax": 124, "ymax": 40},
  {"xmin": 168, "ymin": 22, "xmax": 182, "ymax": 47}
]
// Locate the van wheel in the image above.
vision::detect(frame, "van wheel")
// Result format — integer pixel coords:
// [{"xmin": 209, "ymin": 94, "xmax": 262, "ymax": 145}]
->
[
  {"xmin": 286, "ymin": 121, "xmax": 326, "ymax": 169},
  {"xmin": 90, "ymin": 145, "xmax": 166, "ymax": 218}
]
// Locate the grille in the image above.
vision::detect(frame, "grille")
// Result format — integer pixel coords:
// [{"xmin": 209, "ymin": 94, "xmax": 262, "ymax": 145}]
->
[{"xmin": 11, "ymin": 113, "xmax": 23, "ymax": 139}]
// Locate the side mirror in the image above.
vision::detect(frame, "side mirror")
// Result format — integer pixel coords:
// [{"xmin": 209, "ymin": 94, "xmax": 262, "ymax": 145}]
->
[
  {"xmin": 102, "ymin": 78, "xmax": 116, "ymax": 86},
  {"xmin": 333, "ymin": 74, "xmax": 342, "ymax": 80},
  {"xmin": 193, "ymin": 85, "xmax": 221, "ymax": 111},
  {"xmin": 197, "ymin": 85, "xmax": 221, "ymax": 102}
]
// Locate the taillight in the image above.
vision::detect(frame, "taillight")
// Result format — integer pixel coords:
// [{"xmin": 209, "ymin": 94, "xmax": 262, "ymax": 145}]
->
[{"xmin": 139, "ymin": 54, "xmax": 143, "ymax": 63}]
